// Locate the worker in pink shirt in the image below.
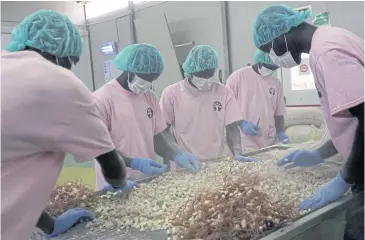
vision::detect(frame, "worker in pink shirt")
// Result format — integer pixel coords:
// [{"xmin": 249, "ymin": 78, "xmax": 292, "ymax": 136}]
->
[
  {"xmin": 93, "ymin": 43, "xmax": 200, "ymax": 191},
  {"xmin": 254, "ymin": 5, "xmax": 364, "ymax": 240},
  {"xmin": 226, "ymin": 49, "xmax": 289, "ymax": 151},
  {"xmin": 160, "ymin": 45, "xmax": 256, "ymax": 162},
  {"xmin": 1, "ymin": 10, "xmax": 139, "ymax": 240}
]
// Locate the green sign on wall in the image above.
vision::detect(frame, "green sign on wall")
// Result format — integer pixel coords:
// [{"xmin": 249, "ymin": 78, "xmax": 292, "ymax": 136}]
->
[{"xmin": 313, "ymin": 12, "xmax": 330, "ymax": 26}]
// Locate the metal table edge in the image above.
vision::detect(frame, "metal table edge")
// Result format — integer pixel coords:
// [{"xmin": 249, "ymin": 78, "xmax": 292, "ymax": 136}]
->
[{"xmin": 259, "ymin": 196, "xmax": 353, "ymax": 240}]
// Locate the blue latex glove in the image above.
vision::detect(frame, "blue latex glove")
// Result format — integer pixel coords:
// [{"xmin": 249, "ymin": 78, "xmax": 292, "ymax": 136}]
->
[
  {"xmin": 299, "ymin": 173, "xmax": 352, "ymax": 210},
  {"xmin": 235, "ymin": 154, "xmax": 256, "ymax": 162},
  {"xmin": 278, "ymin": 132, "xmax": 290, "ymax": 144},
  {"xmin": 47, "ymin": 208, "xmax": 94, "ymax": 237},
  {"xmin": 277, "ymin": 150, "xmax": 324, "ymax": 169},
  {"xmin": 240, "ymin": 121, "xmax": 259, "ymax": 136},
  {"xmin": 130, "ymin": 158, "xmax": 167, "ymax": 175},
  {"xmin": 174, "ymin": 152, "xmax": 200, "ymax": 173},
  {"xmin": 103, "ymin": 180, "xmax": 140, "ymax": 193}
]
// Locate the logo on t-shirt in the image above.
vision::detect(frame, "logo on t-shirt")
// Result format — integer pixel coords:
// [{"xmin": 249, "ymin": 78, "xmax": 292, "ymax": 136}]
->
[
  {"xmin": 269, "ymin": 88, "xmax": 275, "ymax": 95},
  {"xmin": 147, "ymin": 108, "xmax": 153, "ymax": 118},
  {"xmin": 213, "ymin": 101, "xmax": 222, "ymax": 112}
]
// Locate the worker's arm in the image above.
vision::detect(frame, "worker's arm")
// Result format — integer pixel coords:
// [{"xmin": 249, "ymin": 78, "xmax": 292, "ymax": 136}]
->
[
  {"xmin": 341, "ymin": 103, "xmax": 364, "ymax": 184},
  {"xmin": 36, "ymin": 211, "xmax": 55, "ymax": 234},
  {"xmin": 95, "ymin": 150, "xmax": 127, "ymax": 188},
  {"xmin": 116, "ymin": 153, "xmax": 132, "ymax": 168},
  {"xmin": 153, "ymin": 125, "xmax": 180, "ymax": 160},
  {"xmin": 154, "ymin": 124, "xmax": 199, "ymax": 173},
  {"xmin": 226, "ymin": 122, "xmax": 242, "ymax": 156},
  {"xmin": 316, "ymin": 140, "xmax": 338, "ymax": 159},
  {"xmin": 274, "ymin": 116, "xmax": 285, "ymax": 133}
]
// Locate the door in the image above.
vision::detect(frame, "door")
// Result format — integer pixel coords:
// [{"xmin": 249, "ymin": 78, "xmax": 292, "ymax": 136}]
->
[{"xmin": 134, "ymin": 13, "xmax": 182, "ymax": 98}]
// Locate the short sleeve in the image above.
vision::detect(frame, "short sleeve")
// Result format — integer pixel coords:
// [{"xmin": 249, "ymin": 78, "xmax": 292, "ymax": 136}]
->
[
  {"xmin": 159, "ymin": 87, "xmax": 175, "ymax": 125},
  {"xmin": 150, "ymin": 92, "xmax": 167, "ymax": 135},
  {"xmin": 224, "ymin": 88, "xmax": 243, "ymax": 126},
  {"xmin": 316, "ymin": 50, "xmax": 364, "ymax": 116},
  {"xmin": 93, "ymin": 96, "xmax": 111, "ymax": 131},
  {"xmin": 274, "ymin": 80, "xmax": 286, "ymax": 116},
  {"xmin": 226, "ymin": 72, "xmax": 239, "ymax": 99},
  {"xmin": 55, "ymin": 78, "xmax": 115, "ymax": 162}
]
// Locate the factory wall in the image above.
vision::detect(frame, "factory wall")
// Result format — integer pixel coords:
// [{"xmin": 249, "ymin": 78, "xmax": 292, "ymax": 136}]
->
[
  {"xmin": 87, "ymin": 1, "xmax": 364, "ymax": 97},
  {"xmin": 88, "ymin": 13, "xmax": 132, "ymax": 89},
  {"xmin": 88, "ymin": 1, "xmax": 226, "ymax": 91},
  {"xmin": 2, "ymin": 1, "xmax": 363, "ymax": 94}
]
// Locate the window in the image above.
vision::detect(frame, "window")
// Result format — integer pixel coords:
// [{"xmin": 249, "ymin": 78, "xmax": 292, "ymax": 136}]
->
[
  {"xmin": 85, "ymin": 0, "xmax": 129, "ymax": 19},
  {"xmin": 290, "ymin": 53, "xmax": 316, "ymax": 90}
]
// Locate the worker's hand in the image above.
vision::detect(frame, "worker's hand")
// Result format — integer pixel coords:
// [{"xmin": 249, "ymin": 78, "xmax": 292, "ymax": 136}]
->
[
  {"xmin": 240, "ymin": 121, "xmax": 259, "ymax": 136},
  {"xmin": 277, "ymin": 150, "xmax": 323, "ymax": 169},
  {"xmin": 299, "ymin": 174, "xmax": 351, "ymax": 210},
  {"xmin": 235, "ymin": 154, "xmax": 256, "ymax": 162},
  {"xmin": 278, "ymin": 132, "xmax": 290, "ymax": 144},
  {"xmin": 130, "ymin": 158, "xmax": 168, "ymax": 175},
  {"xmin": 103, "ymin": 180, "xmax": 140, "ymax": 193},
  {"xmin": 47, "ymin": 208, "xmax": 94, "ymax": 237},
  {"xmin": 174, "ymin": 152, "xmax": 200, "ymax": 173}
]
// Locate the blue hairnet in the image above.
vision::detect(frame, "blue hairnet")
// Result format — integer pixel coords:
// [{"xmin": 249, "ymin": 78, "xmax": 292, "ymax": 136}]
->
[
  {"xmin": 115, "ymin": 43, "xmax": 164, "ymax": 74},
  {"xmin": 254, "ymin": 49, "xmax": 276, "ymax": 66},
  {"xmin": 253, "ymin": 4, "xmax": 311, "ymax": 48},
  {"xmin": 182, "ymin": 45, "xmax": 219, "ymax": 77},
  {"xmin": 6, "ymin": 10, "xmax": 83, "ymax": 57}
]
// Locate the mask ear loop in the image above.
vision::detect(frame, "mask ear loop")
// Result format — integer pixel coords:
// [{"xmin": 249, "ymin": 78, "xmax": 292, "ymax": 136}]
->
[
  {"xmin": 128, "ymin": 72, "xmax": 134, "ymax": 83},
  {"xmin": 68, "ymin": 57, "xmax": 74, "ymax": 68}
]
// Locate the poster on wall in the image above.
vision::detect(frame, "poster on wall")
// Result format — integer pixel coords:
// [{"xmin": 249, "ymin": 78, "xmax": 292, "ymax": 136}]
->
[
  {"xmin": 313, "ymin": 12, "xmax": 331, "ymax": 26},
  {"xmin": 291, "ymin": 56, "xmax": 316, "ymax": 90},
  {"xmin": 298, "ymin": 61, "xmax": 310, "ymax": 76}
]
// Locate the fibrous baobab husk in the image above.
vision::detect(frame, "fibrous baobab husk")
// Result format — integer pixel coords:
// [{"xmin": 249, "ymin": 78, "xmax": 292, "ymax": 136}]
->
[
  {"xmin": 88, "ymin": 154, "xmax": 332, "ymax": 239},
  {"xmin": 171, "ymin": 173, "xmax": 298, "ymax": 240},
  {"xmin": 45, "ymin": 179, "xmax": 97, "ymax": 217}
]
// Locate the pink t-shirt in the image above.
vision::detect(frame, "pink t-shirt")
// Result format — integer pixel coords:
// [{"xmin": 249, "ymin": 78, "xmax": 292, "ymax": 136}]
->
[
  {"xmin": 226, "ymin": 67, "xmax": 286, "ymax": 150},
  {"xmin": 309, "ymin": 27, "xmax": 364, "ymax": 158},
  {"xmin": 1, "ymin": 51, "xmax": 115, "ymax": 240},
  {"xmin": 159, "ymin": 79, "xmax": 242, "ymax": 160},
  {"xmin": 93, "ymin": 79, "xmax": 167, "ymax": 191}
]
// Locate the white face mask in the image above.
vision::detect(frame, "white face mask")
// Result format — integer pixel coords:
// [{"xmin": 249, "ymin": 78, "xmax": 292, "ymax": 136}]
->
[
  {"xmin": 269, "ymin": 35, "xmax": 298, "ymax": 69},
  {"xmin": 128, "ymin": 73, "xmax": 152, "ymax": 94},
  {"xmin": 258, "ymin": 65, "xmax": 274, "ymax": 76},
  {"xmin": 192, "ymin": 76, "xmax": 216, "ymax": 91}
]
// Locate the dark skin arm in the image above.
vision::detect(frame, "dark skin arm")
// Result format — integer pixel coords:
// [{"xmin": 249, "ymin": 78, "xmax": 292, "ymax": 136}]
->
[
  {"xmin": 226, "ymin": 122, "xmax": 242, "ymax": 156},
  {"xmin": 341, "ymin": 103, "xmax": 364, "ymax": 185},
  {"xmin": 36, "ymin": 211, "xmax": 55, "ymax": 234},
  {"xmin": 316, "ymin": 140, "xmax": 338, "ymax": 159},
  {"xmin": 154, "ymin": 125, "xmax": 181, "ymax": 160},
  {"xmin": 95, "ymin": 150, "xmax": 127, "ymax": 188},
  {"xmin": 274, "ymin": 116, "xmax": 285, "ymax": 133}
]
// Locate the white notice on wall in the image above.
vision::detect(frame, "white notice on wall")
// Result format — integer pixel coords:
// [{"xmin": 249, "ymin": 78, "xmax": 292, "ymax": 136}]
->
[
  {"xmin": 298, "ymin": 64, "xmax": 309, "ymax": 75},
  {"xmin": 298, "ymin": 58, "xmax": 310, "ymax": 75},
  {"xmin": 291, "ymin": 56, "xmax": 315, "ymax": 91}
]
